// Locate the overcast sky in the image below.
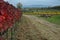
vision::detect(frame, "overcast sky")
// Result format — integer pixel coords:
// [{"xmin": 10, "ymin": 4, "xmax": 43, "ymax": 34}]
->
[{"xmin": 4, "ymin": 0, "xmax": 60, "ymax": 6}]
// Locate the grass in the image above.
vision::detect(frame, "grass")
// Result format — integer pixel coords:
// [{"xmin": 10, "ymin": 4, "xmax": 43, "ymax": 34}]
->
[
  {"xmin": 37, "ymin": 15, "xmax": 60, "ymax": 25},
  {"xmin": 46, "ymin": 15, "xmax": 60, "ymax": 25}
]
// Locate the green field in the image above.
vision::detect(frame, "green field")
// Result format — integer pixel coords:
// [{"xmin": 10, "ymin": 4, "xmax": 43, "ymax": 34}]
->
[
  {"xmin": 23, "ymin": 8, "xmax": 60, "ymax": 15},
  {"xmin": 46, "ymin": 15, "xmax": 60, "ymax": 25},
  {"xmin": 37, "ymin": 15, "xmax": 60, "ymax": 25}
]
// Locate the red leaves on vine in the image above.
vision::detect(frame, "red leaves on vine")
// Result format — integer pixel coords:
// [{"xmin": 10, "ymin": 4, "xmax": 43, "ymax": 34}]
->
[{"xmin": 0, "ymin": 1, "xmax": 22, "ymax": 33}]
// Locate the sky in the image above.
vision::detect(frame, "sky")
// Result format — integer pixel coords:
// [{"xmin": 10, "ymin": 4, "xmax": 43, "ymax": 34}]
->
[
  {"xmin": 4, "ymin": 0, "xmax": 20, "ymax": 6},
  {"xmin": 4, "ymin": 0, "xmax": 60, "ymax": 7}
]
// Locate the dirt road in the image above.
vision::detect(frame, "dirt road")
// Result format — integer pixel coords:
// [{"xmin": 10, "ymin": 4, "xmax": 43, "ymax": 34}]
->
[{"xmin": 16, "ymin": 15, "xmax": 60, "ymax": 40}]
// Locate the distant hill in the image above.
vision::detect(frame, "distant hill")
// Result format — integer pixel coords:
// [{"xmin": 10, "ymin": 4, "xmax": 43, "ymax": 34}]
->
[
  {"xmin": 51, "ymin": 6, "xmax": 60, "ymax": 9},
  {"xmin": 48, "ymin": 6, "xmax": 60, "ymax": 10},
  {"xmin": 23, "ymin": 5, "xmax": 49, "ymax": 8},
  {"xmin": 23, "ymin": 5, "xmax": 60, "ymax": 9}
]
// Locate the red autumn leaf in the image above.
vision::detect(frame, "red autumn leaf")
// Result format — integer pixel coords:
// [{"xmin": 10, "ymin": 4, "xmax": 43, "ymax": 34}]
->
[
  {"xmin": 0, "ymin": 23, "xmax": 3, "ymax": 28},
  {"xmin": 0, "ymin": 16, "xmax": 5, "ymax": 22}
]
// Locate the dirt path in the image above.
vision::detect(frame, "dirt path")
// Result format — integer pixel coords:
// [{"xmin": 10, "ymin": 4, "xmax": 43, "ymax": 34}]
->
[
  {"xmin": 16, "ymin": 15, "xmax": 60, "ymax": 40},
  {"xmin": 16, "ymin": 16, "xmax": 42, "ymax": 40},
  {"xmin": 24, "ymin": 15, "xmax": 60, "ymax": 40},
  {"xmin": 24, "ymin": 15, "xmax": 60, "ymax": 27}
]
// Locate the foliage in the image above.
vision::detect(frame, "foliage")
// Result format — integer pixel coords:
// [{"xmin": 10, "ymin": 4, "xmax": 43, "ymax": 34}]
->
[
  {"xmin": 23, "ymin": 9, "xmax": 60, "ymax": 15},
  {"xmin": 23, "ymin": 6, "xmax": 60, "ymax": 15},
  {"xmin": 0, "ymin": 1, "xmax": 22, "ymax": 33}
]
